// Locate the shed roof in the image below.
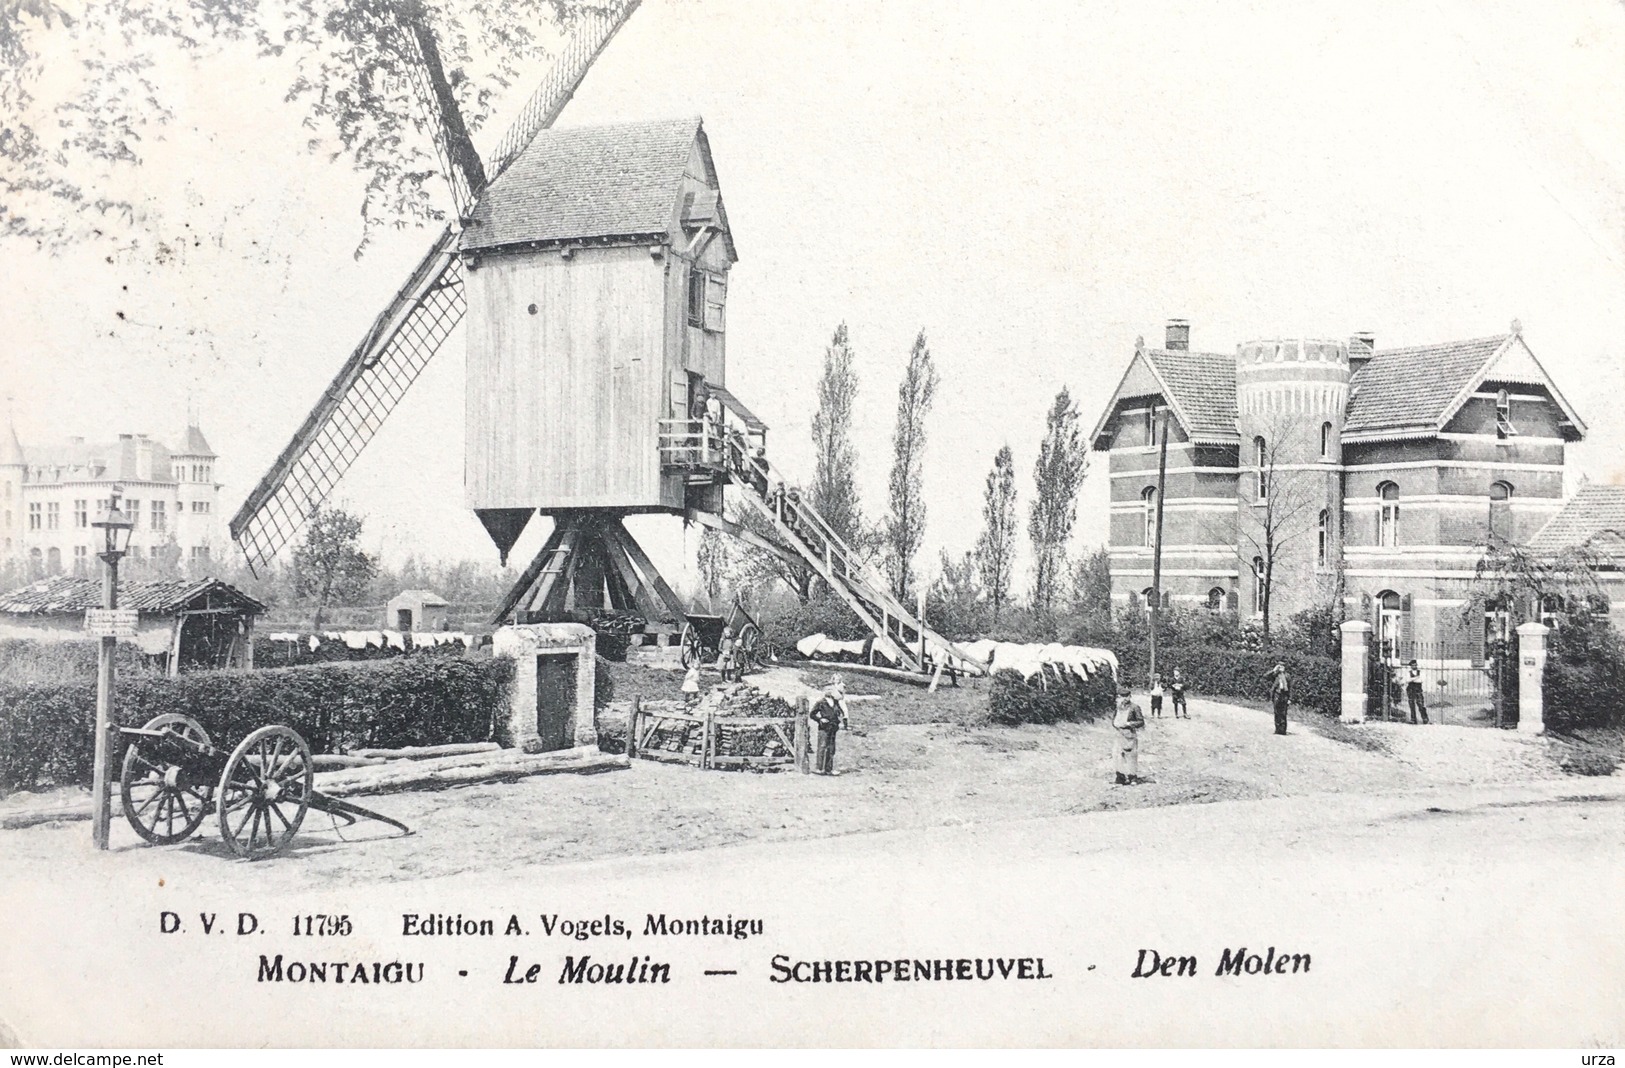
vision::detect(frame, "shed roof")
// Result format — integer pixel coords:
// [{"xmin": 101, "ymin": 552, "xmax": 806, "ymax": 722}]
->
[
  {"xmin": 0, "ymin": 577, "xmax": 266, "ymax": 615},
  {"xmin": 463, "ymin": 117, "xmax": 717, "ymax": 252},
  {"xmin": 390, "ymin": 589, "xmax": 449, "ymax": 606},
  {"xmin": 1526, "ymin": 483, "xmax": 1625, "ymax": 556}
]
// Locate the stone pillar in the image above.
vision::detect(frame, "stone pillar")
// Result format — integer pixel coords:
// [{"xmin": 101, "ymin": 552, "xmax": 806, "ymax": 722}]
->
[
  {"xmin": 1515, "ymin": 621, "xmax": 1549, "ymax": 734},
  {"xmin": 1339, "ymin": 620, "xmax": 1370, "ymax": 724},
  {"xmin": 493, "ymin": 623, "xmax": 598, "ymax": 751}
]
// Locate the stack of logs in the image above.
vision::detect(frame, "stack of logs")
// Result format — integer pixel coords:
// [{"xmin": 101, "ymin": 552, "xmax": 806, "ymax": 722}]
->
[{"xmin": 630, "ymin": 683, "xmax": 809, "ymax": 771}]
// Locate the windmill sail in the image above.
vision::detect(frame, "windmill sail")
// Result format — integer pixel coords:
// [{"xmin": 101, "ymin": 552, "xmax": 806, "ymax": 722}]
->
[{"xmin": 229, "ymin": 2, "xmax": 642, "ymax": 572}]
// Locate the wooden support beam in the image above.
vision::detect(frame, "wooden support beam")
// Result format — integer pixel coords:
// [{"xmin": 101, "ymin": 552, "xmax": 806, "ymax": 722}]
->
[
  {"xmin": 605, "ymin": 521, "xmax": 686, "ymax": 622},
  {"xmin": 598, "ymin": 529, "xmax": 663, "ymax": 620},
  {"xmin": 526, "ymin": 521, "xmax": 582, "ymax": 616},
  {"xmin": 492, "ymin": 522, "xmax": 566, "ymax": 624}
]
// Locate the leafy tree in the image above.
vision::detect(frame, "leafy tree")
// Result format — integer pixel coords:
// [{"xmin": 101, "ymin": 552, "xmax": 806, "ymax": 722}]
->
[
  {"xmin": 810, "ymin": 322, "xmax": 863, "ymax": 550},
  {"xmin": 1069, "ymin": 546, "xmax": 1113, "ymax": 627},
  {"xmin": 926, "ymin": 547, "xmax": 985, "ymax": 638},
  {"xmin": 1028, "ymin": 387, "xmax": 1087, "ymax": 618},
  {"xmin": 974, "ymin": 443, "xmax": 1018, "ymax": 623},
  {"xmin": 884, "ymin": 329, "xmax": 938, "ymax": 601},
  {"xmin": 1, "ymin": 0, "xmax": 613, "ymax": 251},
  {"xmin": 694, "ymin": 505, "xmax": 813, "ymax": 605},
  {"xmin": 291, "ymin": 505, "xmax": 378, "ymax": 627}
]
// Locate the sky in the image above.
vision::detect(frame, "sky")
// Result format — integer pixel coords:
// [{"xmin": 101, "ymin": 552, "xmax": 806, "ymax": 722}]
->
[{"xmin": 4, "ymin": 0, "xmax": 1625, "ymax": 596}]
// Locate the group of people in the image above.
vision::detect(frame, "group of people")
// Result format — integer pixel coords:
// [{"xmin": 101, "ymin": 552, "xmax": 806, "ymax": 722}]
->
[{"xmin": 1112, "ymin": 660, "xmax": 1297, "ymax": 786}]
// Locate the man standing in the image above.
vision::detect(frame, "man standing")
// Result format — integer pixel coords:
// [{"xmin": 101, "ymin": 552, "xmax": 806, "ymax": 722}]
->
[
  {"xmin": 1113, "ymin": 686, "xmax": 1145, "ymax": 785},
  {"xmin": 1266, "ymin": 662, "xmax": 1290, "ymax": 735},
  {"xmin": 1169, "ymin": 668, "xmax": 1189, "ymax": 719},
  {"xmin": 1405, "ymin": 658, "xmax": 1429, "ymax": 724},
  {"xmin": 809, "ymin": 679, "xmax": 851, "ymax": 775}
]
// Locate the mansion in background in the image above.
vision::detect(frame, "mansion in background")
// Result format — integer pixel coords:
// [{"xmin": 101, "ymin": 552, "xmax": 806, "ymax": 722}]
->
[
  {"xmin": 1090, "ymin": 319, "xmax": 1589, "ymax": 656},
  {"xmin": 0, "ymin": 416, "xmax": 223, "ymax": 579}
]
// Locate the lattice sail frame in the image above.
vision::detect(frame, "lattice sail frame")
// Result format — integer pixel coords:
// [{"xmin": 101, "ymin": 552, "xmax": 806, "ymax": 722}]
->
[{"xmin": 229, "ymin": 2, "xmax": 642, "ymax": 573}]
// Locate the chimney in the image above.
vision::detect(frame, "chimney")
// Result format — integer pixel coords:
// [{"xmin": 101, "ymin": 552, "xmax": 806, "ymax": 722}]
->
[
  {"xmin": 1349, "ymin": 332, "xmax": 1375, "ymax": 373},
  {"xmin": 1164, "ymin": 318, "xmax": 1190, "ymax": 351}
]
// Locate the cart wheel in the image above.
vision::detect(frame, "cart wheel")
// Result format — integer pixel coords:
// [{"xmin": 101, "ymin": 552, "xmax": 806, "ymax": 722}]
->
[
  {"xmin": 738, "ymin": 623, "xmax": 763, "ymax": 672},
  {"xmin": 121, "ymin": 714, "xmax": 213, "ymax": 845},
  {"xmin": 680, "ymin": 622, "xmax": 704, "ymax": 668},
  {"xmin": 217, "ymin": 725, "xmax": 311, "ymax": 860}
]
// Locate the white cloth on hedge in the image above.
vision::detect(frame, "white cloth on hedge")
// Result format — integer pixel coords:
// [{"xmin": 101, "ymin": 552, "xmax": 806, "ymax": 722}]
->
[
  {"xmin": 384, "ymin": 630, "xmax": 406, "ymax": 650},
  {"xmin": 268, "ymin": 632, "xmax": 301, "ymax": 642},
  {"xmin": 308, "ymin": 635, "xmax": 321, "ymax": 652}
]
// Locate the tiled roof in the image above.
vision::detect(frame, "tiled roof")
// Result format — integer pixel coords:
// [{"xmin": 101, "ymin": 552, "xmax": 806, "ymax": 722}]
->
[
  {"xmin": 1526, "ymin": 483, "xmax": 1625, "ymax": 555},
  {"xmin": 1344, "ymin": 335, "xmax": 1508, "ymax": 435},
  {"xmin": 1143, "ymin": 349, "xmax": 1238, "ymax": 441},
  {"xmin": 462, "ymin": 117, "xmax": 703, "ymax": 252},
  {"xmin": 0, "ymin": 576, "xmax": 266, "ymax": 615}
]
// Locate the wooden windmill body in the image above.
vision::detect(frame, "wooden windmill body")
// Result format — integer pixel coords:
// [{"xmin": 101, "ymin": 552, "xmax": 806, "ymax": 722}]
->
[{"xmin": 229, "ymin": 4, "xmax": 984, "ymax": 673}]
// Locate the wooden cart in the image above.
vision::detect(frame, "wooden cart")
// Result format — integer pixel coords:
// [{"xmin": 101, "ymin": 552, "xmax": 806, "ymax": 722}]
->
[
  {"xmin": 117, "ymin": 714, "xmax": 410, "ymax": 860},
  {"xmin": 678, "ymin": 596, "xmax": 773, "ymax": 674}
]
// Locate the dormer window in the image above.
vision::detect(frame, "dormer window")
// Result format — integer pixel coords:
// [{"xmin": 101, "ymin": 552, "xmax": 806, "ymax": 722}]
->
[{"xmin": 1495, "ymin": 389, "xmax": 1518, "ymax": 439}]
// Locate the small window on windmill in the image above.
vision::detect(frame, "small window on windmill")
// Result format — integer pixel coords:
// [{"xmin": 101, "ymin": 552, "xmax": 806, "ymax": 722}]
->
[
  {"xmin": 687, "ymin": 268, "xmax": 705, "ymax": 327},
  {"xmin": 704, "ymin": 272, "xmax": 726, "ymax": 332}
]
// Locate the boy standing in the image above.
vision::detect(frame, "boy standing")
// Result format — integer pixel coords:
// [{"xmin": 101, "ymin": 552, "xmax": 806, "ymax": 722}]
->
[
  {"xmin": 1113, "ymin": 687, "xmax": 1146, "ymax": 785},
  {"xmin": 1149, "ymin": 672, "xmax": 1165, "ymax": 718},
  {"xmin": 1170, "ymin": 668, "xmax": 1189, "ymax": 718}
]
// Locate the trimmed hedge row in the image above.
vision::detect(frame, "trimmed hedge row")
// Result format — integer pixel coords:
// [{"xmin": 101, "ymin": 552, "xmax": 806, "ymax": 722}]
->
[
  {"xmin": 251, "ymin": 634, "xmax": 485, "ymax": 668},
  {"xmin": 0, "ymin": 656, "xmax": 514, "ymax": 794},
  {"xmin": 1112, "ymin": 642, "xmax": 1340, "ymax": 717},
  {"xmin": 988, "ymin": 669, "xmax": 1117, "ymax": 726}
]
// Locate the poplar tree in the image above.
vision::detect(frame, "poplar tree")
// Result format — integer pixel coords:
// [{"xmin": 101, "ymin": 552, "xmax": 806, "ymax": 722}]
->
[
  {"xmin": 885, "ymin": 330, "xmax": 939, "ymax": 601},
  {"xmin": 1028, "ymin": 387, "xmax": 1087, "ymax": 618},
  {"xmin": 810, "ymin": 322, "xmax": 863, "ymax": 550},
  {"xmin": 974, "ymin": 444, "xmax": 1018, "ymax": 623}
]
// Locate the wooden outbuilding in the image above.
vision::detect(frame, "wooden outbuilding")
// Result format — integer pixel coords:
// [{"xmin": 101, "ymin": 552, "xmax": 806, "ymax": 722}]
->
[{"xmin": 0, "ymin": 576, "xmax": 264, "ymax": 673}]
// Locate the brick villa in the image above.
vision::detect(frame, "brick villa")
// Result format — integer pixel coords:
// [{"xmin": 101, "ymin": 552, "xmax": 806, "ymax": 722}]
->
[{"xmin": 1089, "ymin": 319, "xmax": 1587, "ymax": 657}]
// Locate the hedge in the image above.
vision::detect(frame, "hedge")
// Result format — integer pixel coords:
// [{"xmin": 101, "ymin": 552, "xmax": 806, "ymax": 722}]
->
[
  {"xmin": 251, "ymin": 634, "xmax": 486, "ymax": 668},
  {"xmin": 1111, "ymin": 642, "xmax": 1340, "ymax": 717},
  {"xmin": 987, "ymin": 668, "xmax": 1117, "ymax": 726},
  {"xmin": 0, "ymin": 656, "xmax": 514, "ymax": 794}
]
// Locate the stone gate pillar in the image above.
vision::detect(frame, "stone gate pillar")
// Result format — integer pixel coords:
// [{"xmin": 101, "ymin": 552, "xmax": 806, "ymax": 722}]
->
[
  {"xmin": 1339, "ymin": 620, "xmax": 1370, "ymax": 724},
  {"xmin": 1515, "ymin": 621, "xmax": 1549, "ymax": 734},
  {"xmin": 493, "ymin": 623, "xmax": 598, "ymax": 751}
]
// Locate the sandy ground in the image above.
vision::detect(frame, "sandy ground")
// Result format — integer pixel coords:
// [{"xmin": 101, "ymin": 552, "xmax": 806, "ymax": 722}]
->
[{"xmin": 1, "ymin": 665, "xmax": 1613, "ymax": 894}]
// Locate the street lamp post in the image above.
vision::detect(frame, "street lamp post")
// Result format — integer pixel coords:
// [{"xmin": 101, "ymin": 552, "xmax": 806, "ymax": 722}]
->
[{"xmin": 89, "ymin": 485, "xmax": 135, "ymax": 850}]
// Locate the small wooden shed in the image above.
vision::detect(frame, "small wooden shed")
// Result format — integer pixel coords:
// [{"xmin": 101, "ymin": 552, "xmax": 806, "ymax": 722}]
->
[
  {"xmin": 0, "ymin": 576, "xmax": 265, "ymax": 673},
  {"xmin": 384, "ymin": 589, "xmax": 450, "ymax": 632}
]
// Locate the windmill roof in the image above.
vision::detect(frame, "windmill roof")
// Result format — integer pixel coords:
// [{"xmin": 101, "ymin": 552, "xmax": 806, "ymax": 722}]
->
[
  {"xmin": 1142, "ymin": 348, "xmax": 1239, "ymax": 441},
  {"xmin": 462, "ymin": 117, "xmax": 705, "ymax": 251},
  {"xmin": 1527, "ymin": 483, "xmax": 1625, "ymax": 556},
  {"xmin": 0, "ymin": 576, "xmax": 265, "ymax": 615},
  {"xmin": 1344, "ymin": 335, "xmax": 1509, "ymax": 435}
]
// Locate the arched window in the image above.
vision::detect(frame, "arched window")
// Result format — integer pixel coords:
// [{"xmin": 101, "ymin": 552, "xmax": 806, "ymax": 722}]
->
[
  {"xmin": 1489, "ymin": 481, "xmax": 1513, "ymax": 544},
  {"xmin": 1207, "ymin": 587, "xmax": 1226, "ymax": 611},
  {"xmin": 1317, "ymin": 508, "xmax": 1329, "ymax": 567},
  {"xmin": 1483, "ymin": 595, "xmax": 1511, "ymax": 648},
  {"xmin": 1377, "ymin": 589, "xmax": 1403, "ymax": 658},
  {"xmin": 1495, "ymin": 389, "xmax": 1516, "ymax": 438},
  {"xmin": 1254, "ymin": 436, "xmax": 1268, "ymax": 499},
  {"xmin": 1141, "ymin": 486, "xmax": 1157, "ymax": 546},
  {"xmin": 1320, "ymin": 421, "xmax": 1333, "ymax": 460},
  {"xmin": 1377, "ymin": 482, "xmax": 1400, "ymax": 547},
  {"xmin": 1252, "ymin": 556, "xmax": 1266, "ymax": 613},
  {"xmin": 1540, "ymin": 593, "xmax": 1565, "ymax": 628},
  {"xmin": 1140, "ymin": 587, "xmax": 1158, "ymax": 616},
  {"xmin": 46, "ymin": 546, "xmax": 61, "ymax": 575}
]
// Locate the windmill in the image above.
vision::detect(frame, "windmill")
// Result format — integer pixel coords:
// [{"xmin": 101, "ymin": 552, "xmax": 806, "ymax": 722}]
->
[{"xmin": 230, "ymin": 0, "xmax": 986, "ymax": 676}]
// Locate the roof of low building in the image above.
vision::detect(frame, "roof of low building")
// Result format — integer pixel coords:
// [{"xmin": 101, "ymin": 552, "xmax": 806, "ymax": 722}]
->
[
  {"xmin": 463, "ymin": 117, "xmax": 716, "ymax": 252},
  {"xmin": 1526, "ymin": 483, "xmax": 1625, "ymax": 556},
  {"xmin": 0, "ymin": 576, "xmax": 266, "ymax": 615},
  {"xmin": 1344, "ymin": 335, "xmax": 1510, "ymax": 436},
  {"xmin": 390, "ymin": 589, "xmax": 449, "ymax": 606}
]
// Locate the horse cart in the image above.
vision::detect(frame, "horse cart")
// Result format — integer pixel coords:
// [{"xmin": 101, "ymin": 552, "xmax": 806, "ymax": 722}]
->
[
  {"xmin": 118, "ymin": 714, "xmax": 410, "ymax": 860},
  {"xmin": 679, "ymin": 596, "xmax": 772, "ymax": 674}
]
